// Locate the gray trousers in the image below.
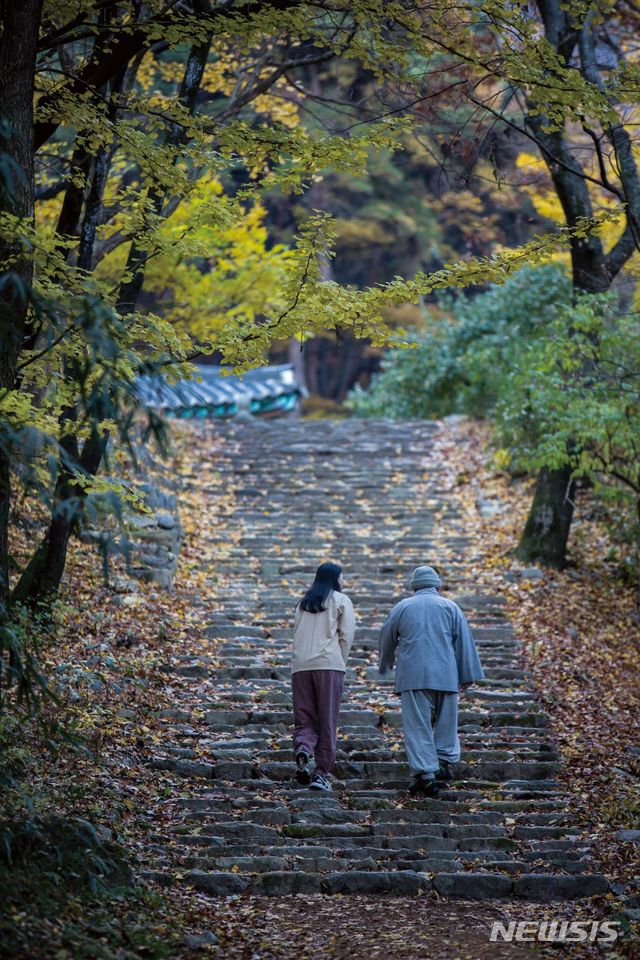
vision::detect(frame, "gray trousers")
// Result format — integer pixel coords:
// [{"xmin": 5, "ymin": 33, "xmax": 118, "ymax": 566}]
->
[{"xmin": 400, "ymin": 688, "xmax": 461, "ymax": 777}]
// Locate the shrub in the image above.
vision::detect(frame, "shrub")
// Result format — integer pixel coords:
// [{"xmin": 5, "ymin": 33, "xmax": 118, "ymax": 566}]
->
[
  {"xmin": 349, "ymin": 270, "xmax": 640, "ymax": 577},
  {"xmin": 494, "ymin": 294, "xmax": 640, "ymax": 576},
  {"xmin": 346, "ymin": 264, "xmax": 571, "ymax": 419}
]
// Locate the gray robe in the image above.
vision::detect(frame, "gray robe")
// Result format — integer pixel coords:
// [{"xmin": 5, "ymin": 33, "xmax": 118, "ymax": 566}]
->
[{"xmin": 379, "ymin": 587, "xmax": 485, "ymax": 693}]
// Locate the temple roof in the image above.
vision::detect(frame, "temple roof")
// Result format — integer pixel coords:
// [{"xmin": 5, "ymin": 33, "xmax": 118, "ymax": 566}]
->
[{"xmin": 135, "ymin": 364, "xmax": 303, "ymax": 418}]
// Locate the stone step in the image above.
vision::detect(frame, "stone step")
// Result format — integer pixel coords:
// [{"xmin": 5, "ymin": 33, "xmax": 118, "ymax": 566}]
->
[
  {"xmin": 151, "ymin": 829, "xmax": 594, "ymax": 859},
  {"xmin": 200, "ymin": 708, "xmax": 549, "ymax": 728},
  {"xmin": 158, "ymin": 758, "xmax": 562, "ymax": 784},
  {"xmin": 143, "ymin": 868, "xmax": 609, "ymax": 900},
  {"xmin": 141, "ymin": 418, "xmax": 603, "ymax": 903},
  {"xmin": 155, "ymin": 849, "xmax": 601, "ymax": 877},
  {"xmin": 176, "ymin": 805, "xmax": 570, "ymax": 829}
]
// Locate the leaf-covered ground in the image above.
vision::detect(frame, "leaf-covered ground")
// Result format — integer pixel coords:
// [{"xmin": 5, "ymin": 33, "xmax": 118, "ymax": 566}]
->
[
  {"xmin": 434, "ymin": 420, "xmax": 640, "ymax": 886},
  {"xmin": 1, "ymin": 417, "xmax": 638, "ymax": 959}
]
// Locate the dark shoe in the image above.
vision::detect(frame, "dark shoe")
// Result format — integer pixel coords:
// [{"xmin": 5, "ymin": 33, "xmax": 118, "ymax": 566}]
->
[
  {"xmin": 408, "ymin": 773, "xmax": 440, "ymax": 797},
  {"xmin": 436, "ymin": 760, "xmax": 454, "ymax": 782},
  {"xmin": 295, "ymin": 751, "xmax": 311, "ymax": 785}
]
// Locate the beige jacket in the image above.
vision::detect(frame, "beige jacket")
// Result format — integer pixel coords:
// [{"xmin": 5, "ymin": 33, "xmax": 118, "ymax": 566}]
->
[{"xmin": 291, "ymin": 590, "xmax": 356, "ymax": 674}]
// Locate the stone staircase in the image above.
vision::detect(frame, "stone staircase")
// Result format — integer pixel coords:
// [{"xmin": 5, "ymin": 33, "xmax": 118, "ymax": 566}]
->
[{"xmin": 144, "ymin": 418, "xmax": 610, "ymax": 900}]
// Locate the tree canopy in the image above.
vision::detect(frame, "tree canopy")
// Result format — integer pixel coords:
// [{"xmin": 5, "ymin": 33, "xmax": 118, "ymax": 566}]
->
[{"xmin": 2, "ymin": 0, "xmax": 640, "ymax": 623}]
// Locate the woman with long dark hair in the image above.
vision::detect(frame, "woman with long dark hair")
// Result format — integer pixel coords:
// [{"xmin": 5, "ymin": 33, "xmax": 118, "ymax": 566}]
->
[{"xmin": 291, "ymin": 561, "xmax": 356, "ymax": 791}]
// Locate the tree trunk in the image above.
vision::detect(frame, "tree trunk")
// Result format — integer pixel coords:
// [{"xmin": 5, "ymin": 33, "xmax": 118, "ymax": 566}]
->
[
  {"xmin": 517, "ymin": 232, "xmax": 608, "ymax": 567},
  {"xmin": 516, "ymin": 467, "xmax": 576, "ymax": 567},
  {"xmin": 12, "ymin": 32, "xmax": 212, "ymax": 607},
  {"xmin": 11, "ymin": 430, "xmax": 107, "ymax": 606},
  {"xmin": 517, "ymin": 89, "xmax": 610, "ymax": 567},
  {"xmin": 334, "ymin": 333, "xmax": 357, "ymax": 401},
  {"xmin": 287, "ymin": 337, "xmax": 307, "ymax": 393},
  {"xmin": 0, "ymin": 0, "xmax": 43, "ymax": 608},
  {"xmin": 11, "ymin": 33, "xmax": 125, "ymax": 609}
]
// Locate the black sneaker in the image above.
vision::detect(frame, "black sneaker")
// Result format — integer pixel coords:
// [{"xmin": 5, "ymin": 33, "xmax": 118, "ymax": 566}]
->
[
  {"xmin": 408, "ymin": 773, "xmax": 440, "ymax": 797},
  {"xmin": 295, "ymin": 751, "xmax": 311, "ymax": 785},
  {"xmin": 436, "ymin": 760, "xmax": 454, "ymax": 782}
]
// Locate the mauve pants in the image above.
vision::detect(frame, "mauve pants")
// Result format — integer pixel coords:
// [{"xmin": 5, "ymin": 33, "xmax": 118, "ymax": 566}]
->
[{"xmin": 291, "ymin": 669, "xmax": 344, "ymax": 775}]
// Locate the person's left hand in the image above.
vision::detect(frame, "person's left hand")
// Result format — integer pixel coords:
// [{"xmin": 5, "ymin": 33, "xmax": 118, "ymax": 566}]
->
[{"xmin": 459, "ymin": 682, "xmax": 473, "ymax": 694}]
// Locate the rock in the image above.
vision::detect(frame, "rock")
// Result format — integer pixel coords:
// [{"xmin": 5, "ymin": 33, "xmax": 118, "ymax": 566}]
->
[
  {"xmin": 517, "ymin": 567, "xmax": 546, "ymax": 581},
  {"xmin": 121, "ymin": 595, "xmax": 143, "ymax": 607},
  {"xmin": 514, "ymin": 874, "xmax": 609, "ymax": 900},
  {"xmin": 214, "ymin": 856, "xmax": 286, "ymax": 872},
  {"xmin": 139, "ymin": 870, "xmax": 174, "ymax": 887},
  {"xmin": 251, "ymin": 872, "xmax": 321, "ymax": 894},
  {"xmin": 185, "ymin": 871, "xmax": 250, "ymax": 894},
  {"xmin": 156, "ymin": 511, "xmax": 176, "ymax": 529},
  {"xmin": 111, "ymin": 576, "xmax": 139, "ymax": 594},
  {"xmin": 387, "ymin": 837, "xmax": 458, "ymax": 855},
  {"xmin": 476, "ymin": 498, "xmax": 505, "ymax": 518},
  {"xmin": 202, "ymin": 822, "xmax": 280, "ymax": 841},
  {"xmin": 138, "ymin": 552, "xmax": 170, "ymax": 567},
  {"xmin": 155, "ymin": 708, "xmax": 191, "ymax": 721},
  {"xmin": 616, "ymin": 830, "xmax": 640, "ymax": 843},
  {"xmin": 243, "ymin": 809, "xmax": 291, "ymax": 826},
  {"xmin": 214, "ymin": 761, "xmax": 257, "ymax": 781},
  {"xmin": 321, "ymin": 871, "xmax": 424, "ymax": 895},
  {"xmin": 126, "ymin": 514, "xmax": 157, "ymax": 529},
  {"xmin": 175, "ymin": 760, "xmax": 215, "ymax": 778},
  {"xmin": 432, "ymin": 872, "xmax": 513, "ymax": 899},
  {"xmin": 205, "ymin": 710, "xmax": 249, "ymax": 726},
  {"xmin": 283, "ymin": 823, "xmax": 367, "ymax": 839},
  {"xmin": 185, "ymin": 932, "xmax": 219, "ymax": 949},
  {"xmin": 444, "ymin": 824, "xmax": 506, "ymax": 839}
]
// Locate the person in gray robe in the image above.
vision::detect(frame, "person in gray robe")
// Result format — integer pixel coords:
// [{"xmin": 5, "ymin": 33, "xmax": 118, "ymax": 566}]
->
[{"xmin": 379, "ymin": 565, "xmax": 485, "ymax": 796}]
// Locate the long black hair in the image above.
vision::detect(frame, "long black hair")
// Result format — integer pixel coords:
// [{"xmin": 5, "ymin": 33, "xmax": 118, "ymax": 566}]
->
[{"xmin": 298, "ymin": 562, "xmax": 342, "ymax": 614}]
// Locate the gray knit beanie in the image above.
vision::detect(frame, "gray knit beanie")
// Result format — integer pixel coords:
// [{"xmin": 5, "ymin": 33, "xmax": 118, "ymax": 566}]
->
[{"xmin": 410, "ymin": 565, "xmax": 442, "ymax": 590}]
